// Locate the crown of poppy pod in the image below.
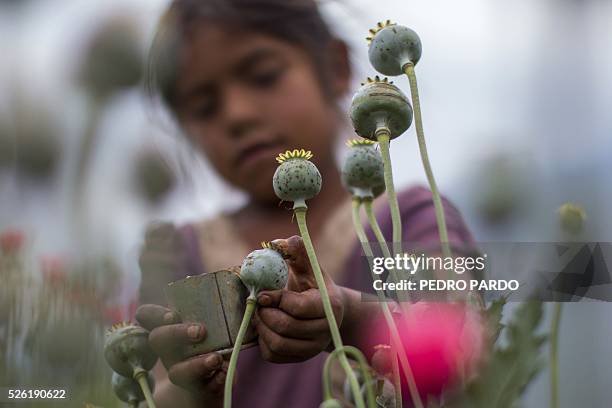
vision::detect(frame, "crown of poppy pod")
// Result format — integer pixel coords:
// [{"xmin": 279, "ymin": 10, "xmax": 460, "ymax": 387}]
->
[
  {"xmin": 366, "ymin": 20, "xmax": 395, "ymax": 44},
  {"xmin": 367, "ymin": 21, "xmax": 422, "ymax": 76},
  {"xmin": 342, "ymin": 139, "xmax": 385, "ymax": 199},
  {"xmin": 350, "ymin": 77, "xmax": 413, "ymax": 141},
  {"xmin": 346, "ymin": 138, "xmax": 376, "ymax": 147},
  {"xmin": 273, "ymin": 150, "xmax": 322, "ymax": 208},
  {"xmin": 275, "ymin": 149, "xmax": 313, "ymax": 163}
]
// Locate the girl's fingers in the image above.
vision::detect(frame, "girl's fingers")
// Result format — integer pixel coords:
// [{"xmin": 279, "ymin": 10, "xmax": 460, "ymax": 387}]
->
[
  {"xmin": 148, "ymin": 323, "xmax": 207, "ymax": 362},
  {"xmin": 203, "ymin": 369, "xmax": 228, "ymax": 395},
  {"xmin": 259, "ymin": 288, "xmax": 342, "ymax": 320},
  {"xmin": 255, "ymin": 316, "xmax": 327, "ymax": 362},
  {"xmin": 135, "ymin": 304, "xmax": 181, "ymax": 331},
  {"xmin": 167, "ymin": 353, "xmax": 224, "ymax": 389},
  {"xmin": 272, "ymin": 235, "xmax": 318, "ymax": 291},
  {"xmin": 257, "ymin": 339, "xmax": 302, "ymax": 364},
  {"xmin": 254, "ymin": 307, "xmax": 329, "ymax": 339}
]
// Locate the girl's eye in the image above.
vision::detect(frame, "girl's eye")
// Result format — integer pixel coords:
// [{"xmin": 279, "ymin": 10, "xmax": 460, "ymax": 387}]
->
[
  {"xmin": 192, "ymin": 98, "xmax": 218, "ymax": 119},
  {"xmin": 248, "ymin": 67, "xmax": 284, "ymax": 88}
]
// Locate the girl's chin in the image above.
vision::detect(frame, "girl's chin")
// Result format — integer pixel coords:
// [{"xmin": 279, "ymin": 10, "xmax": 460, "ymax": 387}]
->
[
  {"xmin": 244, "ymin": 191, "xmax": 281, "ymax": 207},
  {"xmin": 238, "ymin": 178, "xmax": 278, "ymax": 205},
  {"xmin": 238, "ymin": 157, "xmax": 276, "ymax": 178}
]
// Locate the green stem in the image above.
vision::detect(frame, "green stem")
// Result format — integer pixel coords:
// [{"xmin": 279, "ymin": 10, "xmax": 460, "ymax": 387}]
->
[
  {"xmin": 376, "ymin": 131, "xmax": 403, "ymax": 257},
  {"xmin": 362, "ymin": 199, "xmax": 410, "ymax": 304},
  {"xmin": 323, "ymin": 345, "xmax": 376, "ymax": 408},
  {"xmin": 352, "ymin": 200, "xmax": 402, "ymax": 408},
  {"xmin": 224, "ymin": 297, "xmax": 257, "ymax": 408},
  {"xmin": 352, "ymin": 199, "xmax": 423, "ymax": 408},
  {"xmin": 391, "ymin": 354, "xmax": 403, "ymax": 408},
  {"xmin": 376, "ymin": 378, "xmax": 385, "ymax": 400},
  {"xmin": 133, "ymin": 367, "xmax": 156, "ymax": 408},
  {"xmin": 294, "ymin": 208, "xmax": 366, "ymax": 408},
  {"xmin": 550, "ymin": 302, "xmax": 562, "ymax": 408},
  {"xmin": 403, "ymin": 63, "xmax": 452, "ymax": 261}
]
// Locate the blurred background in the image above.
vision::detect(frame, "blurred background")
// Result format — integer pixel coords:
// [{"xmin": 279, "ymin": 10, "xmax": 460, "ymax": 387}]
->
[{"xmin": 1, "ymin": 0, "xmax": 611, "ymax": 406}]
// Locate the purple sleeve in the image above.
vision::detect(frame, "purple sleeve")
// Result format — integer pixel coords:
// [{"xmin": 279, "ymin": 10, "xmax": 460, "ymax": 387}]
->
[
  {"xmin": 341, "ymin": 185, "xmax": 479, "ymax": 290},
  {"xmin": 373, "ymin": 185, "xmax": 477, "ymax": 254},
  {"xmin": 176, "ymin": 224, "xmax": 206, "ymax": 278},
  {"xmin": 137, "ymin": 223, "xmax": 206, "ymax": 305}
]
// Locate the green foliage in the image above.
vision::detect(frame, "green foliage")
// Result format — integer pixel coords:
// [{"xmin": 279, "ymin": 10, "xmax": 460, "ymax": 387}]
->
[
  {"xmin": 437, "ymin": 301, "xmax": 546, "ymax": 408},
  {"xmin": 485, "ymin": 296, "xmax": 507, "ymax": 344}
]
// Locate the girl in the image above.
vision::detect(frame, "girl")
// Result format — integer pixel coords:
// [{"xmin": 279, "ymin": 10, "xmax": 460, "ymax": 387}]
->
[{"xmin": 135, "ymin": 0, "xmax": 477, "ymax": 407}]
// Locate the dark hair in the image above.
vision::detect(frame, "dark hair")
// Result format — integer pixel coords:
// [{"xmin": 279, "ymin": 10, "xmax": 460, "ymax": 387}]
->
[{"xmin": 147, "ymin": 0, "xmax": 338, "ymax": 111}]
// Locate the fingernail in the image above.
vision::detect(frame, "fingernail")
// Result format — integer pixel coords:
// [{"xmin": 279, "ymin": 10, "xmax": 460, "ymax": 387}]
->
[
  {"xmin": 258, "ymin": 295, "xmax": 270, "ymax": 306},
  {"xmin": 163, "ymin": 311, "xmax": 177, "ymax": 324},
  {"xmin": 206, "ymin": 354, "xmax": 222, "ymax": 368},
  {"xmin": 187, "ymin": 324, "xmax": 202, "ymax": 340}
]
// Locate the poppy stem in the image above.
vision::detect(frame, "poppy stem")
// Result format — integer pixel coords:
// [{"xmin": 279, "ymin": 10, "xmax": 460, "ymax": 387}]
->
[
  {"xmin": 352, "ymin": 198, "xmax": 423, "ymax": 408},
  {"xmin": 294, "ymin": 208, "xmax": 366, "ymax": 408},
  {"xmin": 362, "ymin": 199, "xmax": 410, "ymax": 303},
  {"xmin": 133, "ymin": 367, "xmax": 156, "ymax": 408},
  {"xmin": 323, "ymin": 345, "xmax": 377, "ymax": 407},
  {"xmin": 224, "ymin": 297, "xmax": 257, "ymax": 408},
  {"xmin": 376, "ymin": 131, "xmax": 403, "ymax": 257},
  {"xmin": 403, "ymin": 63, "xmax": 452, "ymax": 262}
]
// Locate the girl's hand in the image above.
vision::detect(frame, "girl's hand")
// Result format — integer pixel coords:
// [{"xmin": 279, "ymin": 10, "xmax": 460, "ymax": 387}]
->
[
  {"xmin": 253, "ymin": 236, "xmax": 345, "ymax": 363},
  {"xmin": 135, "ymin": 304, "xmax": 227, "ymax": 406}
]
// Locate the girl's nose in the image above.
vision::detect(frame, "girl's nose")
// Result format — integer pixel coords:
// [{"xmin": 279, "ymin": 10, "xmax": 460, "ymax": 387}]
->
[{"xmin": 222, "ymin": 84, "xmax": 260, "ymax": 138}]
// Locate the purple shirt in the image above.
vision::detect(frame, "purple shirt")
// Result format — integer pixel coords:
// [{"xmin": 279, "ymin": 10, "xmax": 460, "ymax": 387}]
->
[{"xmin": 144, "ymin": 185, "xmax": 477, "ymax": 407}]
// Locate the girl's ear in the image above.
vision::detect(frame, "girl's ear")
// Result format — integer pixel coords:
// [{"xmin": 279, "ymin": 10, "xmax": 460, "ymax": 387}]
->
[{"xmin": 327, "ymin": 39, "xmax": 352, "ymax": 98}]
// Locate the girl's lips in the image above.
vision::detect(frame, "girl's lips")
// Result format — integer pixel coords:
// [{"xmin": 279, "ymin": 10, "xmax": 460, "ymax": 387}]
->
[{"xmin": 237, "ymin": 142, "xmax": 283, "ymax": 168}]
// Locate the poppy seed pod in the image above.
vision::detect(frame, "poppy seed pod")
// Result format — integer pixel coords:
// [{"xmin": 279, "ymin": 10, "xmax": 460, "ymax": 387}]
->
[
  {"xmin": 135, "ymin": 150, "xmax": 176, "ymax": 205},
  {"xmin": 342, "ymin": 139, "xmax": 385, "ymax": 199},
  {"xmin": 104, "ymin": 323, "xmax": 157, "ymax": 378},
  {"xmin": 367, "ymin": 21, "xmax": 422, "ymax": 76},
  {"xmin": 371, "ymin": 183, "xmax": 386, "ymax": 199},
  {"xmin": 79, "ymin": 16, "xmax": 143, "ymax": 98},
  {"xmin": 240, "ymin": 245, "xmax": 288, "ymax": 297},
  {"xmin": 319, "ymin": 399, "xmax": 343, "ymax": 408},
  {"xmin": 350, "ymin": 77, "xmax": 413, "ymax": 141},
  {"xmin": 273, "ymin": 149, "xmax": 322, "ymax": 208},
  {"xmin": 370, "ymin": 344, "xmax": 394, "ymax": 377},
  {"xmin": 112, "ymin": 371, "xmax": 154, "ymax": 404},
  {"xmin": 342, "ymin": 370, "xmax": 375, "ymax": 408}
]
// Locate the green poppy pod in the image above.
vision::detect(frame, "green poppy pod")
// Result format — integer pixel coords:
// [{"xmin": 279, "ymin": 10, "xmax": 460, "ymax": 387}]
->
[
  {"xmin": 79, "ymin": 16, "xmax": 143, "ymax": 98},
  {"xmin": 350, "ymin": 77, "xmax": 413, "ymax": 141},
  {"xmin": 240, "ymin": 245, "xmax": 289, "ymax": 297},
  {"xmin": 342, "ymin": 370, "xmax": 376, "ymax": 408},
  {"xmin": 367, "ymin": 21, "xmax": 422, "ymax": 76},
  {"xmin": 371, "ymin": 182, "xmax": 386, "ymax": 199},
  {"xmin": 319, "ymin": 399, "xmax": 343, "ymax": 408},
  {"xmin": 112, "ymin": 371, "xmax": 154, "ymax": 404},
  {"xmin": 273, "ymin": 149, "xmax": 322, "ymax": 207},
  {"xmin": 104, "ymin": 323, "xmax": 157, "ymax": 378},
  {"xmin": 342, "ymin": 139, "xmax": 385, "ymax": 199}
]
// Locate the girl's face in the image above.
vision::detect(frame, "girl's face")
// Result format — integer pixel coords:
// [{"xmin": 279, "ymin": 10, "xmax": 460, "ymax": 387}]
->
[{"xmin": 174, "ymin": 24, "xmax": 349, "ymax": 203}]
